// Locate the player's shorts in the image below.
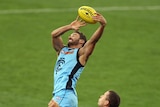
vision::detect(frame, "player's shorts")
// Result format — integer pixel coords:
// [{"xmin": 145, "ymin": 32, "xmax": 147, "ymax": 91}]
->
[{"xmin": 52, "ymin": 89, "xmax": 78, "ymax": 107}]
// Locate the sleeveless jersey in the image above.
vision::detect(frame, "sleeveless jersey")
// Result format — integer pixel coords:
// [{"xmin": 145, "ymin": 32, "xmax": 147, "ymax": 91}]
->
[{"xmin": 53, "ymin": 47, "xmax": 84, "ymax": 94}]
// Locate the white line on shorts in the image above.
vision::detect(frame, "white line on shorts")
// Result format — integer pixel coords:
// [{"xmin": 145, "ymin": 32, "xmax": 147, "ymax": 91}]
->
[{"xmin": 0, "ymin": 6, "xmax": 160, "ymax": 14}]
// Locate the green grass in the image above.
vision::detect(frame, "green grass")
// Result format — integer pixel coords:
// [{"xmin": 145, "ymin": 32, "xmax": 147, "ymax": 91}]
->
[{"xmin": 0, "ymin": 0, "xmax": 160, "ymax": 107}]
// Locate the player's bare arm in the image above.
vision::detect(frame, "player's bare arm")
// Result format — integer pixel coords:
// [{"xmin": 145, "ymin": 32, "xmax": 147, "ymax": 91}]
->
[
  {"xmin": 79, "ymin": 13, "xmax": 107, "ymax": 66},
  {"xmin": 51, "ymin": 25, "xmax": 72, "ymax": 53},
  {"xmin": 51, "ymin": 17, "xmax": 86, "ymax": 53}
]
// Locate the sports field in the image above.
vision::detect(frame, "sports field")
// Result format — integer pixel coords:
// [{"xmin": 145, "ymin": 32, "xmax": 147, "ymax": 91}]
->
[{"xmin": 0, "ymin": 0, "xmax": 160, "ymax": 107}]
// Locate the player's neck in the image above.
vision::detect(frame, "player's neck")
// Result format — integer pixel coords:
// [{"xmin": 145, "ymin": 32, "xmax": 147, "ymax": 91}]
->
[{"xmin": 68, "ymin": 44, "xmax": 82, "ymax": 49}]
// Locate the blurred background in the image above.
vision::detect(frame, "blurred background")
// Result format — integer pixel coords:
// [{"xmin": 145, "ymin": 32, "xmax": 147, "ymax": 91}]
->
[{"xmin": 0, "ymin": 0, "xmax": 160, "ymax": 107}]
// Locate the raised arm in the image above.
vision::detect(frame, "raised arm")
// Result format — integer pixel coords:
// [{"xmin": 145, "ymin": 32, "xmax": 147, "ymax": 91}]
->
[
  {"xmin": 79, "ymin": 13, "xmax": 107, "ymax": 65},
  {"xmin": 51, "ymin": 25, "xmax": 72, "ymax": 52},
  {"xmin": 51, "ymin": 17, "xmax": 86, "ymax": 53}
]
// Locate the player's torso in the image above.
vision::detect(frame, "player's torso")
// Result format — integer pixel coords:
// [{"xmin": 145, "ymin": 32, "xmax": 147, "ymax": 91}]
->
[
  {"xmin": 54, "ymin": 47, "xmax": 79, "ymax": 75},
  {"xmin": 53, "ymin": 47, "xmax": 84, "ymax": 92}
]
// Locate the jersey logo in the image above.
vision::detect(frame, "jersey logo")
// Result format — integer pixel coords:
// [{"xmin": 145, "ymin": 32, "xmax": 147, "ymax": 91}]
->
[
  {"xmin": 61, "ymin": 50, "xmax": 74, "ymax": 54},
  {"xmin": 56, "ymin": 57, "xmax": 65, "ymax": 74}
]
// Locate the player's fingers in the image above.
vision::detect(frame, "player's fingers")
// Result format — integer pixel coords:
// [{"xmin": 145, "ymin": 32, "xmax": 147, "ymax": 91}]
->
[
  {"xmin": 95, "ymin": 12, "xmax": 100, "ymax": 15},
  {"xmin": 48, "ymin": 100, "xmax": 52, "ymax": 105},
  {"xmin": 76, "ymin": 16, "xmax": 80, "ymax": 21},
  {"xmin": 79, "ymin": 19, "xmax": 83, "ymax": 22},
  {"xmin": 48, "ymin": 100, "xmax": 55, "ymax": 107},
  {"xmin": 81, "ymin": 21, "xmax": 86, "ymax": 26},
  {"xmin": 48, "ymin": 101, "xmax": 52, "ymax": 107}
]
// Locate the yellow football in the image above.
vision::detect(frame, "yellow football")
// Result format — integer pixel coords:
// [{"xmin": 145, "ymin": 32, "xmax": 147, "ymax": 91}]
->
[{"xmin": 78, "ymin": 6, "xmax": 97, "ymax": 24}]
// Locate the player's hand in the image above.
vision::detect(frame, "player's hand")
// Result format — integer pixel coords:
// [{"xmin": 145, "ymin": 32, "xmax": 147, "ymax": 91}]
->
[
  {"xmin": 70, "ymin": 16, "xmax": 86, "ymax": 31},
  {"xmin": 92, "ymin": 13, "xmax": 107, "ymax": 26},
  {"xmin": 48, "ymin": 100, "xmax": 59, "ymax": 107}
]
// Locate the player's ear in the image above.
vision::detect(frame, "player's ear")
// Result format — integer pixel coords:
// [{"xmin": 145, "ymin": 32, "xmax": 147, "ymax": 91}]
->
[
  {"xmin": 104, "ymin": 100, "xmax": 109, "ymax": 107},
  {"xmin": 79, "ymin": 39, "xmax": 85, "ymax": 44}
]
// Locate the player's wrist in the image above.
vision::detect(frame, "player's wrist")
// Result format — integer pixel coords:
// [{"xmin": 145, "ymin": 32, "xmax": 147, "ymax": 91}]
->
[
  {"xmin": 100, "ymin": 20, "xmax": 107, "ymax": 27},
  {"xmin": 100, "ymin": 23, "xmax": 106, "ymax": 27},
  {"xmin": 66, "ymin": 24, "xmax": 73, "ymax": 30}
]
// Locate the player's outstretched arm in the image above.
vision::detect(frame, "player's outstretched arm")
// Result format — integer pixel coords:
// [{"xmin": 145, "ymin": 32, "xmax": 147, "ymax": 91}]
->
[
  {"xmin": 79, "ymin": 13, "xmax": 107, "ymax": 65},
  {"xmin": 51, "ymin": 24, "xmax": 72, "ymax": 53}
]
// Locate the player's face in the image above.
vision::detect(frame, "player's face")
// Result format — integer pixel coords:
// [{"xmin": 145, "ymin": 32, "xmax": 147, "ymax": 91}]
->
[
  {"xmin": 68, "ymin": 32, "xmax": 80, "ymax": 46},
  {"xmin": 98, "ymin": 91, "xmax": 109, "ymax": 107}
]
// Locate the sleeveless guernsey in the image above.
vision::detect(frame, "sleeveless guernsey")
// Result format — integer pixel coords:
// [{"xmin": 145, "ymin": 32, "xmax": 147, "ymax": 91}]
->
[{"xmin": 53, "ymin": 47, "xmax": 84, "ymax": 94}]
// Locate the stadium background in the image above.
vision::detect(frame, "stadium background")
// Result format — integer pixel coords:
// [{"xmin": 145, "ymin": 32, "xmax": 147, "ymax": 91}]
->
[{"xmin": 0, "ymin": 0, "xmax": 160, "ymax": 107}]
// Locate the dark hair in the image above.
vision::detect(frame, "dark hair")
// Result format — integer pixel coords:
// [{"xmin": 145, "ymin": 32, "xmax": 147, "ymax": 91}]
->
[
  {"xmin": 107, "ymin": 90, "xmax": 120, "ymax": 107},
  {"xmin": 75, "ymin": 31, "xmax": 87, "ymax": 46}
]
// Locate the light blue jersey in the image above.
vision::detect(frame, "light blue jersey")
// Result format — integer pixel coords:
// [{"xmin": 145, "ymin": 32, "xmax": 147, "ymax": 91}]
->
[{"xmin": 53, "ymin": 46, "xmax": 84, "ymax": 95}]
